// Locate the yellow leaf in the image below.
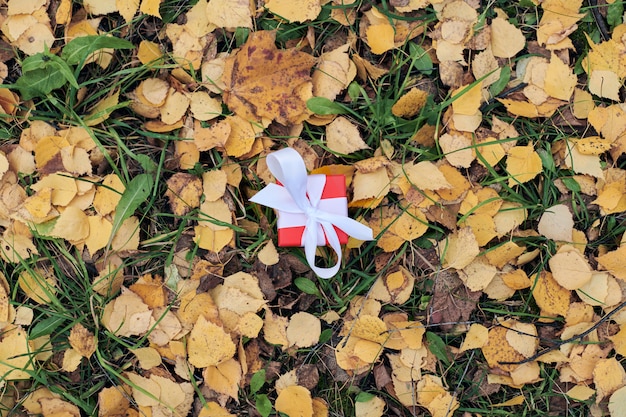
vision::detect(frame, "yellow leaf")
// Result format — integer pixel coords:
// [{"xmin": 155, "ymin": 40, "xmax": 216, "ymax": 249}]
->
[
  {"xmin": 451, "ymin": 82, "xmax": 483, "ymax": 115},
  {"xmin": 68, "ymin": 323, "xmax": 96, "ymax": 358},
  {"xmin": 194, "ymin": 225, "xmax": 234, "ymax": 252},
  {"xmin": 313, "ymin": 43, "xmax": 356, "ymax": 101},
  {"xmin": 203, "ymin": 358, "xmax": 242, "ymax": 400},
  {"xmin": 593, "ymin": 357, "xmax": 626, "ymax": 401},
  {"xmin": 111, "ymin": 216, "xmax": 141, "ymax": 252},
  {"xmin": 222, "ymin": 31, "xmax": 315, "ymax": 125},
  {"xmin": 491, "ymin": 17, "xmax": 525, "ymax": 58},
  {"xmin": 351, "ymin": 167, "xmax": 390, "ymax": 208},
  {"xmin": 61, "ymin": 348, "xmax": 83, "ymax": 372},
  {"xmin": 505, "ymin": 321, "xmax": 538, "ymax": 358},
  {"xmin": 370, "ymin": 266, "xmax": 416, "ymax": 304},
  {"xmin": 223, "ymin": 114, "xmax": 259, "ymax": 157},
  {"xmin": 258, "ymin": 239, "xmax": 279, "ymax": 266},
  {"xmin": 287, "ymin": 312, "xmax": 321, "ymax": 348},
  {"xmin": 205, "ymin": 0, "xmax": 252, "ymax": 28},
  {"xmin": 538, "ymin": 204, "xmax": 574, "ymax": 242},
  {"xmin": 263, "ymin": 309, "xmax": 289, "ymax": 347},
  {"xmin": 51, "ymin": 206, "xmax": 89, "ymax": 242},
  {"xmin": 98, "ymin": 386, "xmax": 131, "ymax": 417},
  {"xmin": 198, "ymin": 402, "xmax": 236, "ymax": 417},
  {"xmin": 366, "ymin": 24, "xmax": 395, "ymax": 55},
  {"xmin": 459, "ymin": 257, "xmax": 497, "ymax": 291},
  {"xmin": 187, "ymin": 316, "xmax": 236, "ymax": 368},
  {"xmin": 137, "ymin": 40, "xmax": 164, "ymax": 66},
  {"xmin": 544, "ymin": 54, "xmax": 576, "ymax": 101},
  {"xmin": 202, "ymin": 169, "xmax": 228, "ymax": 202},
  {"xmin": 326, "ymin": 116, "xmax": 370, "ymax": 155},
  {"xmin": 566, "ymin": 385, "xmax": 595, "ymax": 401},
  {"xmin": 275, "ymin": 385, "xmax": 314, "ymax": 417},
  {"xmin": 610, "ymin": 386, "xmax": 626, "ymax": 417},
  {"xmin": 355, "ymin": 395, "xmax": 385, "ymax": 417},
  {"xmin": 481, "ymin": 324, "xmax": 526, "ymax": 373},
  {"xmin": 160, "ymin": 89, "xmax": 189, "ymax": 125},
  {"xmin": 532, "ymin": 271, "xmax": 570, "ymax": 317},
  {"xmin": 459, "ymin": 323, "xmax": 489, "ymax": 352},
  {"xmin": 131, "ymin": 347, "xmax": 163, "ymax": 369},
  {"xmin": 40, "ymin": 398, "xmax": 80, "ymax": 417},
  {"xmin": 18, "ymin": 267, "xmax": 57, "ymax": 304},
  {"xmin": 165, "ymin": 173, "xmax": 203, "ymax": 216},
  {"xmin": 93, "ymin": 174, "xmax": 125, "ymax": 216},
  {"xmin": 265, "ymin": 0, "xmax": 321, "ymax": 22},
  {"xmin": 597, "ymin": 245, "xmax": 626, "ymax": 280},
  {"xmin": 391, "ymin": 87, "xmax": 429, "ymax": 118},
  {"xmin": 101, "ymin": 288, "xmax": 152, "ymax": 337},
  {"xmin": 0, "ymin": 325, "xmax": 35, "ymax": 380},
  {"xmin": 140, "ymin": 0, "xmax": 162, "ymax": 18},
  {"xmin": 116, "ymin": 0, "xmax": 139, "ymax": 23},
  {"xmin": 439, "ymin": 227, "xmax": 480, "ymax": 270},
  {"xmin": 85, "ymin": 90, "xmax": 120, "ymax": 126},
  {"xmin": 548, "ymin": 246, "xmax": 592, "ymax": 290},
  {"xmin": 439, "ymin": 133, "xmax": 475, "ymax": 168},
  {"xmin": 506, "ymin": 144, "xmax": 542, "ymax": 186}
]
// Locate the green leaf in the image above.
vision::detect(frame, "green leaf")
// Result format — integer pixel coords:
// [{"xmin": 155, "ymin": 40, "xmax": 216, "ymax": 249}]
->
[
  {"xmin": 409, "ymin": 43, "xmax": 433, "ymax": 75},
  {"xmin": 489, "ymin": 65, "xmax": 511, "ymax": 97},
  {"xmin": 355, "ymin": 392, "xmax": 376, "ymax": 402},
  {"xmin": 294, "ymin": 277, "xmax": 320, "ymax": 297},
  {"xmin": 607, "ymin": 1, "xmax": 624, "ymax": 29},
  {"xmin": 426, "ymin": 331, "xmax": 450, "ymax": 366},
  {"xmin": 306, "ymin": 97, "xmax": 349, "ymax": 115},
  {"xmin": 109, "ymin": 173, "xmax": 153, "ymax": 244},
  {"xmin": 62, "ymin": 35, "xmax": 134, "ymax": 67},
  {"xmin": 30, "ymin": 315, "xmax": 66, "ymax": 339},
  {"xmin": 319, "ymin": 328, "xmax": 333, "ymax": 344},
  {"xmin": 562, "ymin": 177, "xmax": 581, "ymax": 193},
  {"xmin": 15, "ymin": 68, "xmax": 68, "ymax": 100},
  {"xmin": 250, "ymin": 370, "xmax": 266, "ymax": 395},
  {"xmin": 538, "ymin": 148, "xmax": 556, "ymax": 172},
  {"xmin": 255, "ymin": 394, "xmax": 273, "ymax": 417}
]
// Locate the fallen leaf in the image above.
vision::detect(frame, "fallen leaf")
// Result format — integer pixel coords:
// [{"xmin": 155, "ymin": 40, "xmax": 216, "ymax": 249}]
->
[
  {"xmin": 265, "ymin": 0, "xmax": 321, "ymax": 23},
  {"xmin": 275, "ymin": 385, "xmax": 313, "ymax": 417},
  {"xmin": 548, "ymin": 246, "xmax": 592, "ymax": 290},
  {"xmin": 68, "ymin": 323, "xmax": 96, "ymax": 358},
  {"xmin": 490, "ymin": 16, "xmax": 525, "ymax": 58},
  {"xmin": 203, "ymin": 357, "xmax": 242, "ymax": 400},
  {"xmin": 187, "ymin": 316, "xmax": 236, "ymax": 368},
  {"xmin": 287, "ymin": 312, "xmax": 321, "ymax": 348},
  {"xmin": 506, "ymin": 144, "xmax": 542, "ymax": 186},
  {"xmin": 222, "ymin": 31, "xmax": 315, "ymax": 125},
  {"xmin": 206, "ymin": 0, "xmax": 253, "ymax": 28},
  {"xmin": 538, "ymin": 204, "xmax": 574, "ymax": 242},
  {"xmin": 326, "ymin": 116, "xmax": 370, "ymax": 155}
]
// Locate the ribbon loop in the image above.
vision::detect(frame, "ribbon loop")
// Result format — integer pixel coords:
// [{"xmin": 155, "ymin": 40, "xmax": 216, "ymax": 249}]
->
[{"xmin": 250, "ymin": 148, "xmax": 374, "ymax": 279}]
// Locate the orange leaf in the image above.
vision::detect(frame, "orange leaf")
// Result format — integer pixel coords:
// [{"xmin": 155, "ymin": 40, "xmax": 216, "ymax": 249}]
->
[{"xmin": 222, "ymin": 31, "xmax": 316, "ymax": 125}]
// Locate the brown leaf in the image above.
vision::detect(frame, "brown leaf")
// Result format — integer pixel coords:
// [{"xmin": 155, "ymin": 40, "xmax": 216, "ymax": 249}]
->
[
  {"xmin": 222, "ymin": 31, "xmax": 316, "ymax": 125},
  {"xmin": 427, "ymin": 270, "xmax": 480, "ymax": 331}
]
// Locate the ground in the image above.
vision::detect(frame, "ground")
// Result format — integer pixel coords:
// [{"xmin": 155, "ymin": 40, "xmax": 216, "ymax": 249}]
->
[{"xmin": 0, "ymin": 1, "xmax": 626, "ymax": 417}]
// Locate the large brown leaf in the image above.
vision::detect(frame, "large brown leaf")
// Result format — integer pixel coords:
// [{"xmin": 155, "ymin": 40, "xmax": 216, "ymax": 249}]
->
[{"xmin": 222, "ymin": 30, "xmax": 316, "ymax": 125}]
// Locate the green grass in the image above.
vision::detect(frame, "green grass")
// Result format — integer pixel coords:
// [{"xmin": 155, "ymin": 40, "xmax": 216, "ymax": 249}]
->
[{"xmin": 1, "ymin": 0, "xmax": 626, "ymax": 416}]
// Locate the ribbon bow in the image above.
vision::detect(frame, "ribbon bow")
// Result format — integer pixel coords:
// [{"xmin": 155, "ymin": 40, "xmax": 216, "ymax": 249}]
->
[{"xmin": 250, "ymin": 148, "xmax": 373, "ymax": 278}]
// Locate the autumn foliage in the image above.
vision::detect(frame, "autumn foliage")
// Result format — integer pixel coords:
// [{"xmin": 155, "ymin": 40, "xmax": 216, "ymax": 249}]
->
[{"xmin": 1, "ymin": 0, "xmax": 626, "ymax": 417}]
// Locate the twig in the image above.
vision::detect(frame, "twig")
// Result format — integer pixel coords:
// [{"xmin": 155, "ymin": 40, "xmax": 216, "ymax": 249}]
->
[
  {"xmin": 499, "ymin": 298, "xmax": 626, "ymax": 365},
  {"xmin": 590, "ymin": 0, "xmax": 611, "ymax": 41}
]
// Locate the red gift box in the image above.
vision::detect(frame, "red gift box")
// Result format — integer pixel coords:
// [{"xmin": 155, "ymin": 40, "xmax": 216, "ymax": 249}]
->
[{"xmin": 276, "ymin": 175, "xmax": 349, "ymax": 247}]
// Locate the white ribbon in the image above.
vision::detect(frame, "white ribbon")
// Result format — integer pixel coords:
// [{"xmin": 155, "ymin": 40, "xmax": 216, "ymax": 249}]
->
[{"xmin": 250, "ymin": 148, "xmax": 373, "ymax": 279}]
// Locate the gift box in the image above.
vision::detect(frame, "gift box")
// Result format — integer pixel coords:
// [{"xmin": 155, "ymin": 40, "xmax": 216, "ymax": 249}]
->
[
  {"xmin": 249, "ymin": 147, "xmax": 373, "ymax": 279},
  {"xmin": 276, "ymin": 174, "xmax": 349, "ymax": 247}
]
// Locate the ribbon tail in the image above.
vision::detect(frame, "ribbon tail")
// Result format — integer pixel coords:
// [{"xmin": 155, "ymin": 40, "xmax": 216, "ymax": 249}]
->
[{"xmin": 304, "ymin": 220, "xmax": 343, "ymax": 279}]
